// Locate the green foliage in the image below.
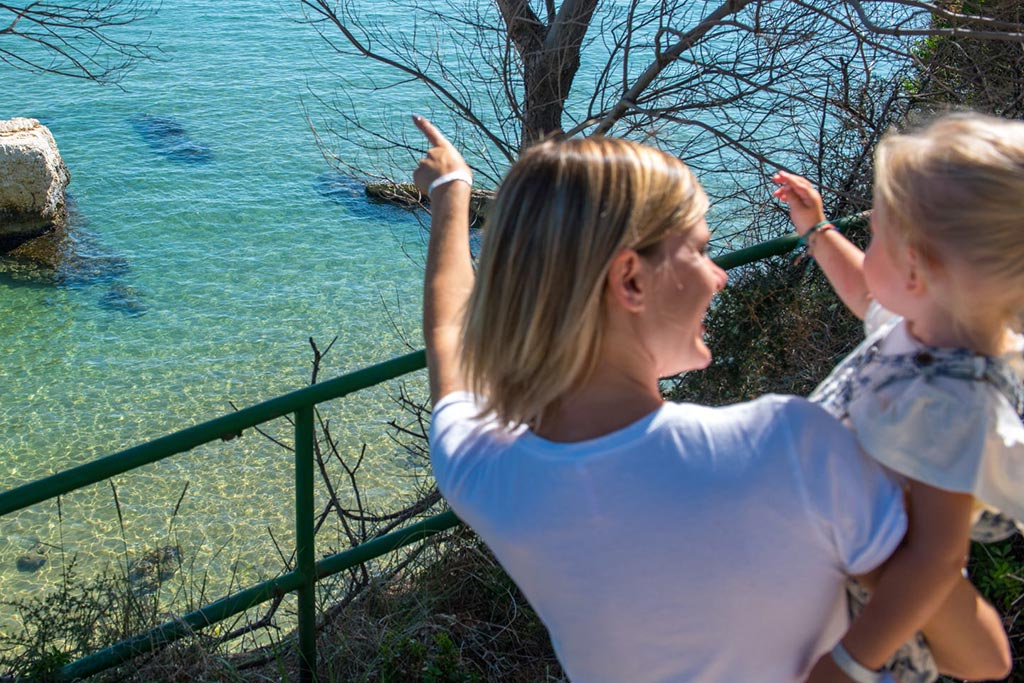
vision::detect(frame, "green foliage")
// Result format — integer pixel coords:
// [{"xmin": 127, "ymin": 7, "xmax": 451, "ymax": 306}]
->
[
  {"xmin": 909, "ymin": 0, "xmax": 1024, "ymax": 118},
  {"xmin": 374, "ymin": 630, "xmax": 481, "ymax": 683},
  {"xmin": 0, "ymin": 561, "xmax": 163, "ymax": 680},
  {"xmin": 972, "ymin": 539, "xmax": 1024, "ymax": 614}
]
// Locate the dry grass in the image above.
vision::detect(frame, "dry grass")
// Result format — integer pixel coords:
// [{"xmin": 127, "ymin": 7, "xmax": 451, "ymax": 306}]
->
[{"xmin": 219, "ymin": 526, "xmax": 563, "ymax": 683}]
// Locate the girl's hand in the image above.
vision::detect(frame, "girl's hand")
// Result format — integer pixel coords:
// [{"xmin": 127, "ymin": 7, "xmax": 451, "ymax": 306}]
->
[
  {"xmin": 412, "ymin": 115, "xmax": 472, "ymax": 196},
  {"xmin": 772, "ymin": 171, "xmax": 827, "ymax": 235}
]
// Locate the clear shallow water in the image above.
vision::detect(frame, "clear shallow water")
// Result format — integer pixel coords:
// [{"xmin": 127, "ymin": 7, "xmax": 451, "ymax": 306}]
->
[{"xmin": 0, "ymin": 1, "xmax": 432, "ymax": 612}]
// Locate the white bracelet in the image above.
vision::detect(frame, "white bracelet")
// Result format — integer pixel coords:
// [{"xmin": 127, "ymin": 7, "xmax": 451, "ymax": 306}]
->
[
  {"xmin": 427, "ymin": 170, "xmax": 473, "ymax": 197},
  {"xmin": 830, "ymin": 642, "xmax": 891, "ymax": 683}
]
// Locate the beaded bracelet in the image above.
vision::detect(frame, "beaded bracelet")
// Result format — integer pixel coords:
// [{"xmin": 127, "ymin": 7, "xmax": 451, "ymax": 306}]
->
[
  {"xmin": 793, "ymin": 219, "xmax": 837, "ymax": 264},
  {"xmin": 797, "ymin": 219, "xmax": 836, "ymax": 247}
]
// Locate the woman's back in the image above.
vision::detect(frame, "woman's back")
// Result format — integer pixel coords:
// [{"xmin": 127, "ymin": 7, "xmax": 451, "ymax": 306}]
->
[{"xmin": 431, "ymin": 392, "xmax": 905, "ymax": 683}]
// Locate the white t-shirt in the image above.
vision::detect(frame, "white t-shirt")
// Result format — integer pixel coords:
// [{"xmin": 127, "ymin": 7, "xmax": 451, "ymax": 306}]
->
[{"xmin": 430, "ymin": 392, "xmax": 906, "ymax": 683}]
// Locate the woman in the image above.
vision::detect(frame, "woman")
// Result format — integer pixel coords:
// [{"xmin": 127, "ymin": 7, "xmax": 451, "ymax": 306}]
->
[{"xmin": 411, "ymin": 116, "xmax": 1007, "ymax": 683}]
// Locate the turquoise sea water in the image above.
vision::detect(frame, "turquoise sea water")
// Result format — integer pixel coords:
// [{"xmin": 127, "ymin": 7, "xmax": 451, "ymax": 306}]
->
[{"xmin": 0, "ymin": 2, "xmax": 433, "ymax": 608}]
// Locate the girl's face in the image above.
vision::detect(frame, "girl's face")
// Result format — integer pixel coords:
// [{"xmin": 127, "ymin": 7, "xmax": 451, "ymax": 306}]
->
[
  {"xmin": 645, "ymin": 217, "xmax": 728, "ymax": 376},
  {"xmin": 864, "ymin": 205, "xmax": 916, "ymax": 319}
]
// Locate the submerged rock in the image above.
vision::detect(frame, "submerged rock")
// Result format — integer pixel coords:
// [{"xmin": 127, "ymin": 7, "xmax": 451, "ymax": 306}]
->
[
  {"xmin": 128, "ymin": 545, "xmax": 183, "ymax": 595},
  {"xmin": 130, "ymin": 114, "xmax": 213, "ymax": 164},
  {"xmin": 0, "ymin": 197, "xmax": 130, "ymax": 284},
  {"xmin": 0, "ymin": 118, "xmax": 70, "ymax": 241},
  {"xmin": 15, "ymin": 543, "xmax": 47, "ymax": 573},
  {"xmin": 99, "ymin": 282, "xmax": 147, "ymax": 317}
]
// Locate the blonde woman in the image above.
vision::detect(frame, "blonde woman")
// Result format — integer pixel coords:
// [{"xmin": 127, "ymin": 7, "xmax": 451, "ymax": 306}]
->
[{"xmin": 411, "ymin": 116, "xmax": 1006, "ymax": 683}]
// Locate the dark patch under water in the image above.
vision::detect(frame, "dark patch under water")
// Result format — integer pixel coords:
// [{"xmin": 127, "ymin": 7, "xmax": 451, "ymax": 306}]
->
[
  {"xmin": 130, "ymin": 114, "xmax": 213, "ymax": 165},
  {"xmin": 315, "ymin": 171, "xmax": 421, "ymax": 225},
  {"xmin": 0, "ymin": 197, "xmax": 147, "ymax": 315},
  {"xmin": 315, "ymin": 171, "xmax": 368, "ymax": 202},
  {"xmin": 98, "ymin": 282, "xmax": 147, "ymax": 317}
]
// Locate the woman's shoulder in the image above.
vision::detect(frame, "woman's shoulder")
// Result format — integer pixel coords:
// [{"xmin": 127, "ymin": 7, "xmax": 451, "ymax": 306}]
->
[
  {"xmin": 666, "ymin": 392, "xmax": 838, "ymax": 420},
  {"xmin": 661, "ymin": 393, "xmax": 850, "ymax": 442},
  {"xmin": 430, "ymin": 391, "xmax": 524, "ymax": 441}
]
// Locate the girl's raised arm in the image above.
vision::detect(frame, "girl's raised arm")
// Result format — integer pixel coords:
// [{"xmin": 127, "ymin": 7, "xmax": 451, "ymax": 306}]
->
[
  {"xmin": 412, "ymin": 116, "xmax": 474, "ymax": 405},
  {"xmin": 772, "ymin": 171, "xmax": 872, "ymax": 320}
]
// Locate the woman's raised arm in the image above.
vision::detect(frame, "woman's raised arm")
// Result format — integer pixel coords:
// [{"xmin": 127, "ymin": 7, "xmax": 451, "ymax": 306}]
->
[{"xmin": 412, "ymin": 116, "xmax": 474, "ymax": 405}]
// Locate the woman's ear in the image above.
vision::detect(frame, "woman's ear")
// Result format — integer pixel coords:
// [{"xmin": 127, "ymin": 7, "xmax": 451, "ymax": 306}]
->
[{"xmin": 606, "ymin": 248, "xmax": 647, "ymax": 313}]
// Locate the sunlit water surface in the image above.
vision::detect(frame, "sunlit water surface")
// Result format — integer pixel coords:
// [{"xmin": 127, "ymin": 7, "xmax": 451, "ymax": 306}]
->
[{"xmin": 0, "ymin": 1, "xmax": 434, "ymax": 620}]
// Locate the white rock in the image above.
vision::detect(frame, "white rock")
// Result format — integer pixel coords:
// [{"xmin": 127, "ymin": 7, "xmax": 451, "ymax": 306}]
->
[{"xmin": 0, "ymin": 117, "xmax": 71, "ymax": 239}]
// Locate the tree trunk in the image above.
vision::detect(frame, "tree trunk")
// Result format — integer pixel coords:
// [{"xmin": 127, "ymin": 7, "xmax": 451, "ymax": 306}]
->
[{"xmin": 497, "ymin": 0, "xmax": 599, "ymax": 150}]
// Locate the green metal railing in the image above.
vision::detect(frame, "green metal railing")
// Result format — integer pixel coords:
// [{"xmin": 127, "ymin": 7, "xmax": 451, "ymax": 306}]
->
[{"xmin": 0, "ymin": 220, "xmax": 861, "ymax": 682}]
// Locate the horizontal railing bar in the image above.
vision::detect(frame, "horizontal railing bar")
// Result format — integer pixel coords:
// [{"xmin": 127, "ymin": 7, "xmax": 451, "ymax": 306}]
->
[
  {"xmin": 0, "ymin": 349, "xmax": 427, "ymax": 517},
  {"xmin": 315, "ymin": 509, "xmax": 460, "ymax": 580},
  {"xmin": 712, "ymin": 214, "xmax": 866, "ymax": 271},
  {"xmin": 59, "ymin": 509, "xmax": 461, "ymax": 681},
  {"xmin": 712, "ymin": 234, "xmax": 799, "ymax": 270},
  {"xmin": 60, "ymin": 565, "xmax": 308, "ymax": 680}
]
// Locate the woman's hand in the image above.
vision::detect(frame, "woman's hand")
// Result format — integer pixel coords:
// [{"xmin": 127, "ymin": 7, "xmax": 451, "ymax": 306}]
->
[
  {"xmin": 412, "ymin": 115, "xmax": 472, "ymax": 198},
  {"xmin": 772, "ymin": 171, "xmax": 827, "ymax": 235}
]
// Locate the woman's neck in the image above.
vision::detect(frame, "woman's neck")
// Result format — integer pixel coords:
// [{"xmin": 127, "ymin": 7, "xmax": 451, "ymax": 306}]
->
[{"xmin": 535, "ymin": 356, "xmax": 663, "ymax": 443}]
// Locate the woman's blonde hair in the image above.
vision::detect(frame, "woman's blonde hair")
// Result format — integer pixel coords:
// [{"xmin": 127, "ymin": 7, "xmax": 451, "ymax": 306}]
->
[
  {"xmin": 873, "ymin": 112, "xmax": 1024, "ymax": 330},
  {"xmin": 461, "ymin": 136, "xmax": 707, "ymax": 427}
]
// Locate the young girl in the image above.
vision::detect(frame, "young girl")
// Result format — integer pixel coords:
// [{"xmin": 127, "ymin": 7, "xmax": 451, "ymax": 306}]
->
[{"xmin": 773, "ymin": 112, "xmax": 1024, "ymax": 683}]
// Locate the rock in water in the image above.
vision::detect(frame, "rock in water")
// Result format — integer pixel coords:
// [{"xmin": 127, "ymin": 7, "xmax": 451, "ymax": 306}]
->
[
  {"xmin": 15, "ymin": 543, "xmax": 48, "ymax": 572},
  {"xmin": 0, "ymin": 118, "xmax": 70, "ymax": 242},
  {"xmin": 130, "ymin": 114, "xmax": 213, "ymax": 164},
  {"xmin": 99, "ymin": 282, "xmax": 147, "ymax": 317},
  {"xmin": 128, "ymin": 545, "xmax": 183, "ymax": 595}
]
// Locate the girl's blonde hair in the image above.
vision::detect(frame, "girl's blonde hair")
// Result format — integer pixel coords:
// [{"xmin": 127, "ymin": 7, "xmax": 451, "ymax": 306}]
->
[
  {"xmin": 873, "ymin": 112, "xmax": 1024, "ymax": 330},
  {"xmin": 461, "ymin": 137, "xmax": 707, "ymax": 427}
]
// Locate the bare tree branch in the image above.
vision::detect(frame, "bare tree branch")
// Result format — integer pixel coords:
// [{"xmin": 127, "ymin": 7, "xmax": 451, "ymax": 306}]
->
[
  {"xmin": 299, "ymin": 0, "xmax": 516, "ymax": 165},
  {"xmin": 588, "ymin": 0, "xmax": 758, "ymax": 136},
  {"xmin": 847, "ymin": 0, "xmax": 1024, "ymax": 40},
  {"xmin": 298, "ymin": 0, "xmax": 1024, "ymax": 246},
  {"xmin": 0, "ymin": 1, "xmax": 158, "ymax": 84}
]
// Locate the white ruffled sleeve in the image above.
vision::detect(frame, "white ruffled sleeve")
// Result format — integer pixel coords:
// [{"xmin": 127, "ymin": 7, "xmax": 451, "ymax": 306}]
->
[
  {"xmin": 849, "ymin": 376, "xmax": 1024, "ymax": 522},
  {"xmin": 863, "ymin": 300, "xmax": 899, "ymax": 337}
]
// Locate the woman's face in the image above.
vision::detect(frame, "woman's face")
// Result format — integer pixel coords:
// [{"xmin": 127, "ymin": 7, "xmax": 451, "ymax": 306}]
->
[{"xmin": 644, "ymin": 217, "xmax": 727, "ymax": 376}]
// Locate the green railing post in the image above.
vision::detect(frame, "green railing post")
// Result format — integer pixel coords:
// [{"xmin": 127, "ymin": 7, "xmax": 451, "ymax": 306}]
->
[{"xmin": 295, "ymin": 405, "xmax": 317, "ymax": 683}]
